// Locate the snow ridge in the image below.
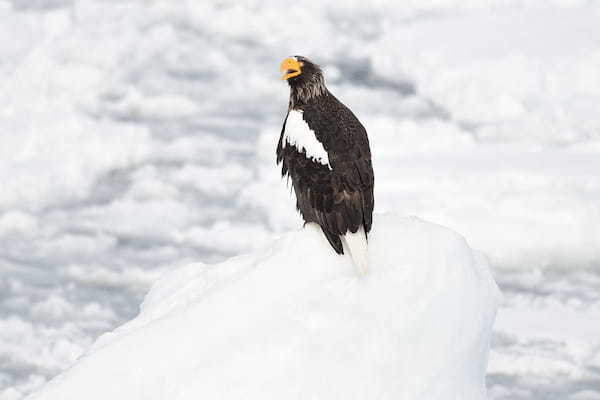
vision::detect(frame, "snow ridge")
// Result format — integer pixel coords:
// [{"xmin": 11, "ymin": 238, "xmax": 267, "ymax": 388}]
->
[{"xmin": 27, "ymin": 214, "xmax": 500, "ymax": 400}]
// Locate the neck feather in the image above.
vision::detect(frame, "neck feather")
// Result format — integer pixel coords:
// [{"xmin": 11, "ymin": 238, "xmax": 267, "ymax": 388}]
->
[{"xmin": 289, "ymin": 74, "xmax": 327, "ymax": 108}]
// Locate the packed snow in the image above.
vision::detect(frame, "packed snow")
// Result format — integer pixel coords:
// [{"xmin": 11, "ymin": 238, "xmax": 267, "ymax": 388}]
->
[
  {"xmin": 1, "ymin": 0, "xmax": 600, "ymax": 399},
  {"xmin": 26, "ymin": 215, "xmax": 501, "ymax": 400}
]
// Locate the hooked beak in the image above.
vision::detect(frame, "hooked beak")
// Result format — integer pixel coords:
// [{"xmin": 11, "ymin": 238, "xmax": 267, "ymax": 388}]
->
[{"xmin": 279, "ymin": 57, "xmax": 302, "ymax": 80}]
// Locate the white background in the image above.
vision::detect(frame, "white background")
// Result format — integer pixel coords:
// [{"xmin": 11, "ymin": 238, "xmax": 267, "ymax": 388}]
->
[{"xmin": 1, "ymin": 1, "xmax": 599, "ymax": 399}]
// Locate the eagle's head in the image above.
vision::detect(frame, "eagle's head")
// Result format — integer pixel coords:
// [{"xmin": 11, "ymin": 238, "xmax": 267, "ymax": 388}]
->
[{"xmin": 280, "ymin": 56, "xmax": 327, "ymax": 106}]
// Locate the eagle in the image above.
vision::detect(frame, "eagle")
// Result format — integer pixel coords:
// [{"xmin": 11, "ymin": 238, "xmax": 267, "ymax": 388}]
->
[{"xmin": 277, "ymin": 56, "xmax": 374, "ymax": 274}]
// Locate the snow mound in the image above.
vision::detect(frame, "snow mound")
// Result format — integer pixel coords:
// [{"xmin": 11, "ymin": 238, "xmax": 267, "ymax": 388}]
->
[{"xmin": 28, "ymin": 214, "xmax": 500, "ymax": 400}]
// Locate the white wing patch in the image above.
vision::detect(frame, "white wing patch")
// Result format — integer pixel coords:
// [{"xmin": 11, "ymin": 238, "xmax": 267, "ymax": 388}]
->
[{"xmin": 283, "ymin": 110, "xmax": 331, "ymax": 168}]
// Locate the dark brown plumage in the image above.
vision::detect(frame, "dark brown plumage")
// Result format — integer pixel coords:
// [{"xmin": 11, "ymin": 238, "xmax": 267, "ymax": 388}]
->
[{"xmin": 277, "ymin": 56, "xmax": 374, "ymax": 256}]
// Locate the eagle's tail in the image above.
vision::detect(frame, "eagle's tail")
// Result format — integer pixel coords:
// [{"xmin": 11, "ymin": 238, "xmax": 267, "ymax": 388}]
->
[{"xmin": 342, "ymin": 225, "xmax": 369, "ymax": 275}]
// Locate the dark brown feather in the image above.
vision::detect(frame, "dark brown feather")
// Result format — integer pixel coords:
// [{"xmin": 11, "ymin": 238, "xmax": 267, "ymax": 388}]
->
[{"xmin": 277, "ymin": 69, "xmax": 374, "ymax": 255}]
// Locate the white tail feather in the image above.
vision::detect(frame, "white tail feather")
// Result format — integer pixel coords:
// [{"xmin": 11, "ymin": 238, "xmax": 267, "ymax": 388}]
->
[{"xmin": 342, "ymin": 226, "xmax": 369, "ymax": 275}]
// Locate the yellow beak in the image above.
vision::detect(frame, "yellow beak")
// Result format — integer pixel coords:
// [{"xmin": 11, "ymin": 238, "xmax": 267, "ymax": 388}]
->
[{"xmin": 279, "ymin": 57, "xmax": 302, "ymax": 80}]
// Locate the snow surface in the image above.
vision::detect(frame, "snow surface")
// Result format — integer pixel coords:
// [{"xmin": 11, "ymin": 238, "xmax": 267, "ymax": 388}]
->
[
  {"xmin": 1, "ymin": 0, "xmax": 600, "ymax": 399},
  {"xmin": 27, "ymin": 215, "xmax": 500, "ymax": 400}
]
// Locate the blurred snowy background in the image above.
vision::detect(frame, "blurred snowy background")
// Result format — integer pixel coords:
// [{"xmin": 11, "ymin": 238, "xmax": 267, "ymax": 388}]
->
[{"xmin": 1, "ymin": 0, "xmax": 599, "ymax": 399}]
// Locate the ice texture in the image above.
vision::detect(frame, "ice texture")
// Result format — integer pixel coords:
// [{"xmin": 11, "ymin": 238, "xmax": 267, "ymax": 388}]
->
[{"xmin": 28, "ymin": 215, "xmax": 500, "ymax": 400}]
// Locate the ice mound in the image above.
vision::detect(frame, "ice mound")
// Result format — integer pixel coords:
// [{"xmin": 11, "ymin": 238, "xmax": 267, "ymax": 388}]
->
[{"xmin": 28, "ymin": 214, "xmax": 500, "ymax": 400}]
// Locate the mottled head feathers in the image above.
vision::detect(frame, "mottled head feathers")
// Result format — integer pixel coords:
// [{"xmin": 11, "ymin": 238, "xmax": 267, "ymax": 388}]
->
[{"xmin": 280, "ymin": 56, "xmax": 327, "ymax": 108}]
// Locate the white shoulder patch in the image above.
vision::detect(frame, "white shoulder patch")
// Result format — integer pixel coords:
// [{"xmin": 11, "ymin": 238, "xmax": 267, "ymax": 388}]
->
[{"xmin": 283, "ymin": 110, "xmax": 331, "ymax": 168}]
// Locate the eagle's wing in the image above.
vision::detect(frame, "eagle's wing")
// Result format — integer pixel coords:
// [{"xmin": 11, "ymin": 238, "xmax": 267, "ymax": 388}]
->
[{"xmin": 320, "ymin": 101, "xmax": 374, "ymax": 238}]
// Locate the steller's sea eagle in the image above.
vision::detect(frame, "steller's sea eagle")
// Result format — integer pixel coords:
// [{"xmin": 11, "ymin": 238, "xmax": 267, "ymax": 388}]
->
[{"xmin": 277, "ymin": 56, "xmax": 374, "ymax": 274}]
